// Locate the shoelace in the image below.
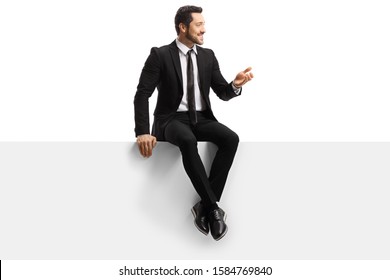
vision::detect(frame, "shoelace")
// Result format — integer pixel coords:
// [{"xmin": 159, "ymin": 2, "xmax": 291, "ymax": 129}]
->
[{"xmin": 210, "ymin": 209, "xmax": 223, "ymax": 221}]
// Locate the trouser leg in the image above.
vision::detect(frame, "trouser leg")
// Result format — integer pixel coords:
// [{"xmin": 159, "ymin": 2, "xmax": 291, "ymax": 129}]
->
[
  {"xmin": 164, "ymin": 117, "xmax": 217, "ymax": 207},
  {"xmin": 194, "ymin": 118, "xmax": 239, "ymax": 201}
]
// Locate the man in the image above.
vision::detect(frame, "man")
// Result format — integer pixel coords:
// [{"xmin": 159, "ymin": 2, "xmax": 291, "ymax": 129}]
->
[{"xmin": 134, "ymin": 5, "xmax": 253, "ymax": 241}]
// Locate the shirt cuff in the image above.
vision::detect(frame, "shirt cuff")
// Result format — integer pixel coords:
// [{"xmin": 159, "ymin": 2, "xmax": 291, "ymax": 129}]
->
[{"xmin": 232, "ymin": 82, "xmax": 242, "ymax": 95}]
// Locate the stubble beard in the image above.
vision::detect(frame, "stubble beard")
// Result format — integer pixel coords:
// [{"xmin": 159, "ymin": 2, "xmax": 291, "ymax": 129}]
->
[{"xmin": 186, "ymin": 31, "xmax": 204, "ymax": 46}]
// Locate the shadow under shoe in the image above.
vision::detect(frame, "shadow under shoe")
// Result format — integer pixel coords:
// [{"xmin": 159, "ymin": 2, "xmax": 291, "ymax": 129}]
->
[
  {"xmin": 191, "ymin": 201, "xmax": 209, "ymax": 235},
  {"xmin": 208, "ymin": 208, "xmax": 228, "ymax": 241}
]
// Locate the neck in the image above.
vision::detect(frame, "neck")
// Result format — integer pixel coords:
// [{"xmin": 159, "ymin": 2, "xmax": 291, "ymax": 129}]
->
[{"xmin": 178, "ymin": 36, "xmax": 194, "ymax": 49}]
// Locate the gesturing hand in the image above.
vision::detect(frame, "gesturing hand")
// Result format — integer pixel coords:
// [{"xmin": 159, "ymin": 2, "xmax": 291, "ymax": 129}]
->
[
  {"xmin": 233, "ymin": 67, "xmax": 254, "ymax": 88},
  {"xmin": 136, "ymin": 134, "xmax": 157, "ymax": 158}
]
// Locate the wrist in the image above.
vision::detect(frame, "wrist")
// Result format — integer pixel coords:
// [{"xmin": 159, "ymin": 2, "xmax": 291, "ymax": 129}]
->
[{"xmin": 232, "ymin": 81, "xmax": 241, "ymax": 89}]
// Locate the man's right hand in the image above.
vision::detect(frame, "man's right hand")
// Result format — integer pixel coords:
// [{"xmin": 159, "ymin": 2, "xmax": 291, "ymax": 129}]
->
[{"xmin": 136, "ymin": 134, "xmax": 157, "ymax": 158}]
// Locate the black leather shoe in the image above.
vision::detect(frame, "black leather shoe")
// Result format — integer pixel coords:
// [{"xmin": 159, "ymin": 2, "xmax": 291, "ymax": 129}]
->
[
  {"xmin": 191, "ymin": 201, "xmax": 209, "ymax": 235},
  {"xmin": 208, "ymin": 208, "xmax": 228, "ymax": 241}
]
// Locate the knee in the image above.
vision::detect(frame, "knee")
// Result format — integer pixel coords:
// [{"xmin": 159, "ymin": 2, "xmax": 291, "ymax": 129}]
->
[
  {"xmin": 178, "ymin": 135, "xmax": 198, "ymax": 153},
  {"xmin": 225, "ymin": 131, "xmax": 239, "ymax": 150}
]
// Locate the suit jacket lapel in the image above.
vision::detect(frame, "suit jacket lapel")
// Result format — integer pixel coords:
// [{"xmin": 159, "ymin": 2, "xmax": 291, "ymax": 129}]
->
[
  {"xmin": 196, "ymin": 47, "xmax": 206, "ymax": 98},
  {"xmin": 168, "ymin": 41, "xmax": 183, "ymax": 88}
]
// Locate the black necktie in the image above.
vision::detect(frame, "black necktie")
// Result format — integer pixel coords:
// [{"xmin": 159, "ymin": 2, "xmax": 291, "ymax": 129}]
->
[{"xmin": 187, "ymin": 49, "xmax": 197, "ymax": 125}]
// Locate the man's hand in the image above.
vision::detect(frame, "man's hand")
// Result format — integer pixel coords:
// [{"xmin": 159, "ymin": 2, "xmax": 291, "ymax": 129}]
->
[
  {"xmin": 233, "ymin": 67, "xmax": 254, "ymax": 88},
  {"xmin": 136, "ymin": 134, "xmax": 157, "ymax": 158}
]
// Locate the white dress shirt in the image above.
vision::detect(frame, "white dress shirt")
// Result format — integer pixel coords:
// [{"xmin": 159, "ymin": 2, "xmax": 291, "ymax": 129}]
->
[
  {"xmin": 176, "ymin": 39, "xmax": 206, "ymax": 112},
  {"xmin": 175, "ymin": 39, "xmax": 241, "ymax": 112}
]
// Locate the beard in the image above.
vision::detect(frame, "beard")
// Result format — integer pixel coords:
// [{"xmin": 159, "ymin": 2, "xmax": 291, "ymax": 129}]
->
[{"xmin": 185, "ymin": 31, "xmax": 204, "ymax": 45}]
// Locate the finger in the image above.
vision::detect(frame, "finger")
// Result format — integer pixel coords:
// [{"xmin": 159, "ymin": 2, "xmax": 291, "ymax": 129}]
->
[
  {"xmin": 138, "ymin": 142, "xmax": 146, "ymax": 157},
  {"xmin": 152, "ymin": 137, "xmax": 157, "ymax": 148},
  {"xmin": 142, "ymin": 143, "xmax": 149, "ymax": 157},
  {"xmin": 243, "ymin": 66, "xmax": 252, "ymax": 74},
  {"xmin": 143, "ymin": 142, "xmax": 152, "ymax": 157},
  {"xmin": 146, "ymin": 141, "xmax": 153, "ymax": 157},
  {"xmin": 243, "ymin": 72, "xmax": 253, "ymax": 83}
]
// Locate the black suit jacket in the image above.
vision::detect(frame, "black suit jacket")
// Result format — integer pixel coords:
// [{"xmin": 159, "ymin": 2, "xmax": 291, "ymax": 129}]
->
[{"xmin": 134, "ymin": 40, "xmax": 240, "ymax": 140}]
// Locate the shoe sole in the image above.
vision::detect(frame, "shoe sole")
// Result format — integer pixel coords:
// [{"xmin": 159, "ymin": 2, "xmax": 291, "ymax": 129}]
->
[{"xmin": 191, "ymin": 207, "xmax": 209, "ymax": 236}]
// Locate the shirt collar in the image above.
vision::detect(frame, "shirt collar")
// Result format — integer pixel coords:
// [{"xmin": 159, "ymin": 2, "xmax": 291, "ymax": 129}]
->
[{"xmin": 176, "ymin": 38, "xmax": 198, "ymax": 55}]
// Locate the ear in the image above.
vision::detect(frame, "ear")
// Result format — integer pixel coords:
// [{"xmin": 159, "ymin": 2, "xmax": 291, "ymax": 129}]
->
[{"xmin": 179, "ymin": 23, "xmax": 187, "ymax": 33}]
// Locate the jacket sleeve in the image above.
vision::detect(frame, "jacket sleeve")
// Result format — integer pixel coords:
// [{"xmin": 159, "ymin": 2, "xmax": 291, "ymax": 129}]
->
[
  {"xmin": 210, "ymin": 50, "xmax": 241, "ymax": 101},
  {"xmin": 134, "ymin": 47, "xmax": 160, "ymax": 137}
]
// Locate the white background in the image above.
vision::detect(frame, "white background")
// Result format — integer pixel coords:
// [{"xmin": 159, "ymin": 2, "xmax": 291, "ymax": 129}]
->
[
  {"xmin": 1, "ymin": 2, "xmax": 390, "ymax": 278},
  {"xmin": 1, "ymin": 0, "xmax": 389, "ymax": 141}
]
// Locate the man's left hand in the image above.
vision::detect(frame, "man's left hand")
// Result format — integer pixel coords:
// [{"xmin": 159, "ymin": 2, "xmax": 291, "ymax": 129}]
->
[{"xmin": 233, "ymin": 67, "xmax": 254, "ymax": 88}]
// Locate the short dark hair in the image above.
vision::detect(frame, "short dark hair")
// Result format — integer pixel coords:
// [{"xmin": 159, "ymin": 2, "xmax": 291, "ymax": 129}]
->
[{"xmin": 174, "ymin": 5, "xmax": 202, "ymax": 35}]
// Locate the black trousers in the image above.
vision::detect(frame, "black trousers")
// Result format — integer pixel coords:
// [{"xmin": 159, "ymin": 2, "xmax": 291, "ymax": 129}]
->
[{"xmin": 164, "ymin": 111, "xmax": 239, "ymax": 208}]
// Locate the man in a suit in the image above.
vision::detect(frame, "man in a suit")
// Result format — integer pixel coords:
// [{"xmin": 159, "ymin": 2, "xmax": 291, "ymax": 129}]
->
[{"xmin": 134, "ymin": 5, "xmax": 253, "ymax": 241}]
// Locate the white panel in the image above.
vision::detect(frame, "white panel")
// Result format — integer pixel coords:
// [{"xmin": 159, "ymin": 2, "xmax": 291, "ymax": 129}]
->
[{"xmin": 1, "ymin": 142, "xmax": 389, "ymax": 259}]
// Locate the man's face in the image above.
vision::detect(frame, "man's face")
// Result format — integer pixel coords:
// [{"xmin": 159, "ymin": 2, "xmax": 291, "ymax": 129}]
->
[{"xmin": 185, "ymin": 13, "xmax": 206, "ymax": 45}]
